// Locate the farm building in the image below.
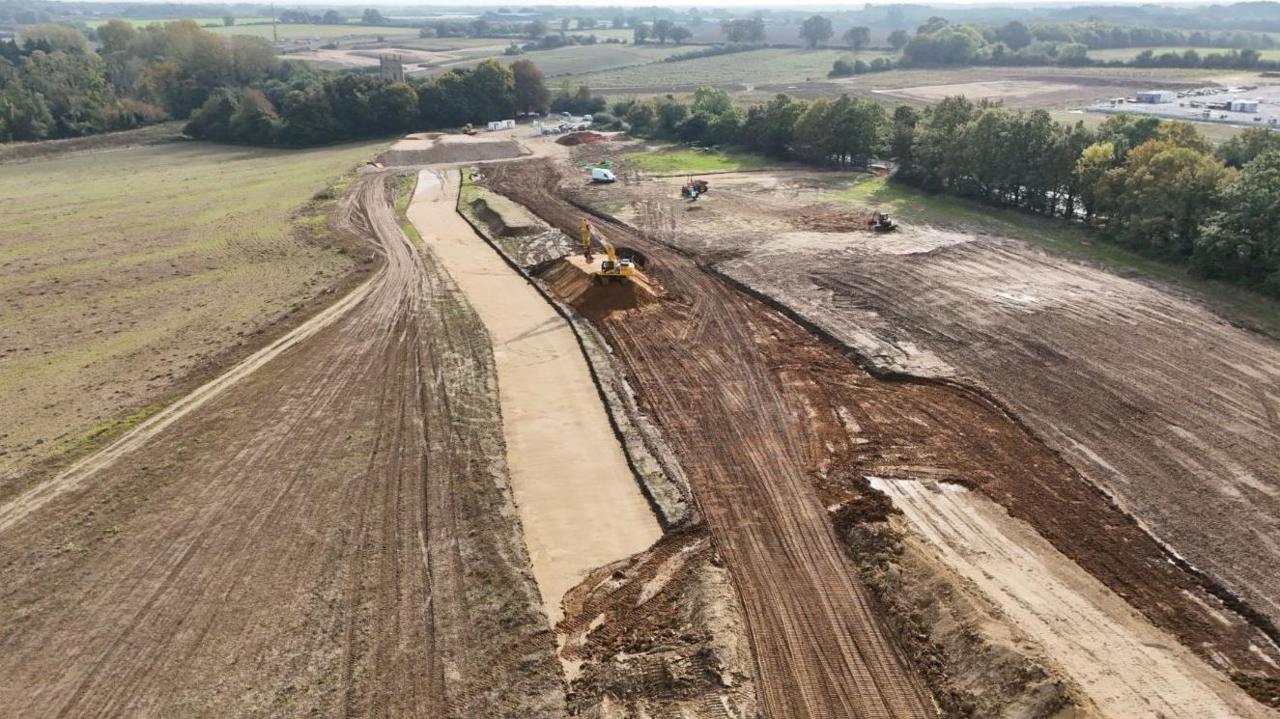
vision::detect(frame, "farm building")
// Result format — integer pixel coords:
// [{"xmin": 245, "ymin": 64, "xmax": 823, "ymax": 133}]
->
[
  {"xmin": 1229, "ymin": 99, "xmax": 1260, "ymax": 113},
  {"xmin": 1136, "ymin": 90, "xmax": 1176, "ymax": 103}
]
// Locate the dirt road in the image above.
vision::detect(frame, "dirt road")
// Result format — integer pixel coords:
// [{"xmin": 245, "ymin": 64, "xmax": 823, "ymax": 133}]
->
[
  {"xmin": 487, "ymin": 160, "xmax": 937, "ymax": 719},
  {"xmin": 406, "ymin": 168, "xmax": 661, "ymax": 626},
  {"xmin": 0, "ymin": 171, "xmax": 562, "ymax": 717}
]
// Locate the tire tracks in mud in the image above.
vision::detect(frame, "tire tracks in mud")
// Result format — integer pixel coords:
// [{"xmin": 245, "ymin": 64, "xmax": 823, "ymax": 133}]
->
[
  {"xmin": 0, "ymin": 171, "xmax": 561, "ymax": 718},
  {"xmin": 486, "ymin": 160, "xmax": 936, "ymax": 719}
]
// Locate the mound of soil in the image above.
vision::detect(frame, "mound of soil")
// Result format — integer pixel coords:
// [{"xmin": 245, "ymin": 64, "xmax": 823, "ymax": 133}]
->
[
  {"xmin": 791, "ymin": 206, "xmax": 876, "ymax": 232},
  {"xmin": 539, "ymin": 256, "xmax": 657, "ymax": 320},
  {"xmin": 556, "ymin": 131, "xmax": 609, "ymax": 146}
]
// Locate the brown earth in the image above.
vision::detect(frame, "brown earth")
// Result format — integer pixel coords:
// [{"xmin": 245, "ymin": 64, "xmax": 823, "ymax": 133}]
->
[
  {"xmin": 489, "ymin": 159, "xmax": 941, "ymax": 719},
  {"xmin": 377, "ymin": 137, "xmax": 527, "ymax": 166},
  {"xmin": 0, "ymin": 171, "xmax": 564, "ymax": 718},
  {"xmin": 587, "ymin": 168, "xmax": 1280, "ymax": 709}
]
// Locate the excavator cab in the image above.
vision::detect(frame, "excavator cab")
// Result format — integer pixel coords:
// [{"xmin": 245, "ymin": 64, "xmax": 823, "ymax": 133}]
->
[{"xmin": 581, "ymin": 217, "xmax": 636, "ymax": 284}]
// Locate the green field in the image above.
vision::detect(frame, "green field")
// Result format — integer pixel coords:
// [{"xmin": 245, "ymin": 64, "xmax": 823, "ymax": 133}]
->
[
  {"xmin": 626, "ymin": 146, "xmax": 771, "ymax": 173},
  {"xmin": 491, "ymin": 43, "xmax": 674, "ymax": 77},
  {"xmin": 84, "ymin": 16, "xmax": 273, "ymax": 28},
  {"xmin": 207, "ymin": 23, "xmax": 422, "ymax": 40},
  {"xmin": 827, "ymin": 174, "xmax": 1280, "ymax": 336},
  {"xmin": 1089, "ymin": 46, "xmax": 1280, "ymax": 61},
  {"xmin": 580, "ymin": 47, "xmax": 895, "ymax": 89},
  {"xmin": 1046, "ymin": 108, "xmax": 1244, "ymax": 143},
  {"xmin": 0, "ymin": 139, "xmax": 383, "ymax": 491}
]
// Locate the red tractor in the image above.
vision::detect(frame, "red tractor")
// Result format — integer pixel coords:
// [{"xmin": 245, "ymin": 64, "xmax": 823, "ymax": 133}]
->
[
  {"xmin": 680, "ymin": 178, "xmax": 709, "ymax": 201},
  {"xmin": 868, "ymin": 211, "xmax": 896, "ymax": 232}
]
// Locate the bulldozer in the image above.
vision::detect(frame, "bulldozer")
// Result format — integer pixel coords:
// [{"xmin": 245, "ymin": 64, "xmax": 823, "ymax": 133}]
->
[
  {"xmin": 868, "ymin": 211, "xmax": 896, "ymax": 232},
  {"xmin": 680, "ymin": 178, "xmax": 709, "ymax": 201},
  {"xmin": 581, "ymin": 217, "xmax": 637, "ymax": 284},
  {"xmin": 462, "ymin": 123, "xmax": 478, "ymax": 136}
]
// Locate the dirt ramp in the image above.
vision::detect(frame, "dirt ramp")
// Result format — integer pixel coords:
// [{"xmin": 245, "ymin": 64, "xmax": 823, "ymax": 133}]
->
[{"xmin": 539, "ymin": 256, "xmax": 657, "ymax": 320}]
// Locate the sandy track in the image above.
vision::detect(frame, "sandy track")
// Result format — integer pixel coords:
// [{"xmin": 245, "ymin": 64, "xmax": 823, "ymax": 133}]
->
[
  {"xmin": 874, "ymin": 478, "xmax": 1270, "ymax": 719},
  {"xmin": 406, "ymin": 169, "xmax": 661, "ymax": 626},
  {"xmin": 487, "ymin": 160, "xmax": 936, "ymax": 719},
  {"xmin": 0, "ymin": 171, "xmax": 562, "ymax": 717}
]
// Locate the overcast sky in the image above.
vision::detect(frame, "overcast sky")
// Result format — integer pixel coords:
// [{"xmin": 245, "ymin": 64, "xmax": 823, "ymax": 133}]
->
[{"xmin": 73, "ymin": 0, "xmax": 1213, "ymax": 6}]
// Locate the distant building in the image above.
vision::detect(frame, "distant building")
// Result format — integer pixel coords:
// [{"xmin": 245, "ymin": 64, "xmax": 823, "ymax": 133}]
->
[
  {"xmin": 1228, "ymin": 99, "xmax": 1260, "ymax": 113},
  {"xmin": 1136, "ymin": 90, "xmax": 1175, "ymax": 104},
  {"xmin": 379, "ymin": 54, "xmax": 404, "ymax": 82}
]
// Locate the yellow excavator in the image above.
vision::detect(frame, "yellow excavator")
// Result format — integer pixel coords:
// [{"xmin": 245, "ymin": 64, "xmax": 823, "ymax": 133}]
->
[{"xmin": 580, "ymin": 217, "xmax": 636, "ymax": 284}]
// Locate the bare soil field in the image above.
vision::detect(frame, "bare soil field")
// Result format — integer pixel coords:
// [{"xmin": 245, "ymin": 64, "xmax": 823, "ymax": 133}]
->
[
  {"xmin": 599, "ymin": 65, "xmax": 1238, "ymax": 111},
  {"xmin": 564, "ymin": 159, "xmax": 1280, "ymax": 710},
  {"xmin": 0, "ymin": 167, "xmax": 565, "ymax": 717},
  {"xmin": 0, "ymin": 140, "xmax": 384, "ymax": 501},
  {"xmin": 489, "ymin": 158, "xmax": 1101, "ymax": 718},
  {"xmin": 874, "ymin": 79, "xmax": 1096, "ymax": 106}
]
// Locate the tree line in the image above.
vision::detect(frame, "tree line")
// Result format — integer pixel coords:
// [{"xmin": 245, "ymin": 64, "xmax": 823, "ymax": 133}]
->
[
  {"xmin": 1, "ymin": 20, "xmax": 279, "ymax": 142},
  {"xmin": 610, "ymin": 89, "xmax": 1280, "ymax": 298},
  {"xmin": 184, "ymin": 58, "xmax": 560, "ymax": 146}
]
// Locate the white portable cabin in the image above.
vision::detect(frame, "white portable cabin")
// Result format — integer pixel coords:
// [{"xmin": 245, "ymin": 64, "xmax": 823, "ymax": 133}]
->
[
  {"xmin": 1228, "ymin": 99, "xmax": 1260, "ymax": 113},
  {"xmin": 1136, "ymin": 90, "xmax": 1175, "ymax": 104},
  {"xmin": 486, "ymin": 119, "xmax": 516, "ymax": 131}
]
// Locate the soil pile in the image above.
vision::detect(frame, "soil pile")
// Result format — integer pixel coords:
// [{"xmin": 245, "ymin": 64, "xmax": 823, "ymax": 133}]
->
[
  {"xmin": 539, "ymin": 256, "xmax": 657, "ymax": 320},
  {"xmin": 557, "ymin": 131, "xmax": 609, "ymax": 146},
  {"xmin": 792, "ymin": 205, "xmax": 879, "ymax": 232}
]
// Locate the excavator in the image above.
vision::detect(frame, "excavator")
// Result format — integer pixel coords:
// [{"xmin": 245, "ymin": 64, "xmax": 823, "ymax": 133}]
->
[{"xmin": 580, "ymin": 217, "xmax": 637, "ymax": 284}]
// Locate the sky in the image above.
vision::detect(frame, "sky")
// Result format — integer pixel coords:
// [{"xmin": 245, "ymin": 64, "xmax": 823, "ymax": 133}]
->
[{"xmin": 71, "ymin": 0, "xmax": 1220, "ymax": 6}]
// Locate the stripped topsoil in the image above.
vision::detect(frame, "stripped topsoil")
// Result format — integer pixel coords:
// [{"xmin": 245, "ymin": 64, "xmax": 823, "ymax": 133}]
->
[
  {"xmin": 487, "ymin": 157, "xmax": 1280, "ymax": 712},
  {"xmin": 487, "ymin": 160, "xmax": 939, "ymax": 719}
]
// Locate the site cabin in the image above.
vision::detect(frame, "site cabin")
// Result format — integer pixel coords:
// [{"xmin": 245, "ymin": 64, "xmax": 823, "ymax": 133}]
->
[
  {"xmin": 1136, "ymin": 90, "xmax": 1175, "ymax": 104},
  {"xmin": 487, "ymin": 119, "xmax": 516, "ymax": 131},
  {"xmin": 1228, "ymin": 99, "xmax": 1259, "ymax": 113}
]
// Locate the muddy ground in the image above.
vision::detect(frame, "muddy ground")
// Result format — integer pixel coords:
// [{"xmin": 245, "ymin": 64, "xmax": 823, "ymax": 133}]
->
[{"xmin": 545, "ymin": 154, "xmax": 1280, "ymax": 711}]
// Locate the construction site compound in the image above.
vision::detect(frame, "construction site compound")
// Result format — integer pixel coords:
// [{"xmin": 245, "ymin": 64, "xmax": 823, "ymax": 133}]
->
[{"xmin": 2, "ymin": 125, "xmax": 1279, "ymax": 719}]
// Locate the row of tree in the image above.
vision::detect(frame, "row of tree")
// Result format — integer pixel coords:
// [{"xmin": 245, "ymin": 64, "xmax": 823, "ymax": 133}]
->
[
  {"xmin": 1, "ymin": 20, "xmax": 279, "ymax": 142},
  {"xmin": 893, "ymin": 101, "xmax": 1280, "ymax": 295},
  {"xmin": 899, "ymin": 17, "xmax": 1280, "ymax": 69},
  {"xmin": 183, "ymin": 58, "xmax": 559, "ymax": 146},
  {"xmin": 611, "ymin": 89, "xmax": 1280, "ymax": 297}
]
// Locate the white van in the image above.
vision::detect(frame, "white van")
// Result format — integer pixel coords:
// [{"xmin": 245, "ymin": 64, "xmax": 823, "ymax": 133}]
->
[{"xmin": 591, "ymin": 167, "xmax": 616, "ymax": 183}]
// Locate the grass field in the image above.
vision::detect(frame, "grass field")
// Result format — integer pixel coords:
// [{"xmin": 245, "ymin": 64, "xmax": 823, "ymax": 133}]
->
[
  {"xmin": 1088, "ymin": 46, "xmax": 1280, "ymax": 62},
  {"xmin": 626, "ymin": 146, "xmax": 771, "ymax": 173},
  {"xmin": 491, "ymin": 42, "xmax": 673, "ymax": 76},
  {"xmin": 208, "ymin": 23, "xmax": 421, "ymax": 40},
  {"xmin": 827, "ymin": 174, "xmax": 1280, "ymax": 336},
  {"xmin": 1047, "ymin": 108, "xmax": 1244, "ymax": 142},
  {"xmin": 0, "ymin": 139, "xmax": 383, "ymax": 494},
  {"xmin": 84, "ymin": 17, "xmax": 273, "ymax": 28},
  {"xmin": 580, "ymin": 48, "xmax": 890, "ymax": 89}
]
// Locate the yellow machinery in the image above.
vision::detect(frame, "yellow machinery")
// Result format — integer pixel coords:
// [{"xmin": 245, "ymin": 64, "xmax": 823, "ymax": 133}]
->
[{"xmin": 580, "ymin": 218, "xmax": 636, "ymax": 284}]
